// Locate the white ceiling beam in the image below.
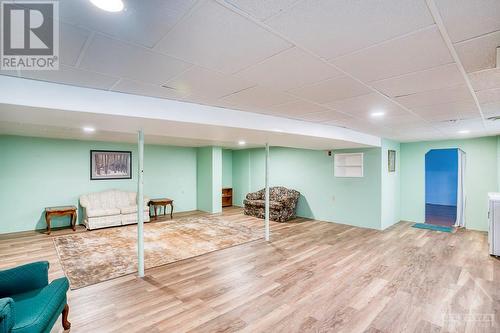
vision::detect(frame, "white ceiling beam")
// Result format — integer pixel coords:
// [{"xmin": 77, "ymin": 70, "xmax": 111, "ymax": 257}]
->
[{"xmin": 0, "ymin": 75, "xmax": 381, "ymax": 147}]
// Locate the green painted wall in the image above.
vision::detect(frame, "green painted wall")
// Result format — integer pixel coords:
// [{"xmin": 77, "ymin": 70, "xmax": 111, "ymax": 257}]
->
[
  {"xmin": 400, "ymin": 136, "xmax": 498, "ymax": 231},
  {"xmin": 222, "ymin": 149, "xmax": 233, "ymax": 188},
  {"xmin": 0, "ymin": 135, "xmax": 197, "ymax": 234},
  {"xmin": 381, "ymin": 139, "xmax": 401, "ymax": 229},
  {"xmin": 196, "ymin": 147, "xmax": 222, "ymax": 213},
  {"xmin": 232, "ymin": 146, "xmax": 383, "ymax": 229},
  {"xmin": 332, "ymin": 147, "xmax": 382, "ymax": 229}
]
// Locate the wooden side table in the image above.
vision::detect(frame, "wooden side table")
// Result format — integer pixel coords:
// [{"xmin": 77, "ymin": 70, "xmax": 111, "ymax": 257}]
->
[
  {"xmin": 45, "ymin": 206, "xmax": 77, "ymax": 235},
  {"xmin": 149, "ymin": 199, "xmax": 174, "ymax": 220}
]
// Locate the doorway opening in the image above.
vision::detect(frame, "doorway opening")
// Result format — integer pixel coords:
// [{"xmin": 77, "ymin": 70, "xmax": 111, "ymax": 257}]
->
[{"xmin": 425, "ymin": 149, "xmax": 459, "ymax": 227}]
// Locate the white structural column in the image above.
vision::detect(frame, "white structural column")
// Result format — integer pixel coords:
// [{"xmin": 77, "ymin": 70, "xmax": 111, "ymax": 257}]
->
[
  {"xmin": 265, "ymin": 143, "xmax": 270, "ymax": 241},
  {"xmin": 137, "ymin": 130, "xmax": 145, "ymax": 277}
]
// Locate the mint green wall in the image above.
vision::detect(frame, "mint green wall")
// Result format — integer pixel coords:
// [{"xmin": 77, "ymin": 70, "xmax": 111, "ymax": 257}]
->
[
  {"xmin": 232, "ymin": 146, "xmax": 383, "ymax": 229},
  {"xmin": 222, "ymin": 149, "xmax": 233, "ymax": 188},
  {"xmin": 0, "ymin": 135, "xmax": 197, "ymax": 234},
  {"xmin": 381, "ymin": 139, "xmax": 401, "ymax": 229},
  {"xmin": 400, "ymin": 136, "xmax": 498, "ymax": 231},
  {"xmin": 196, "ymin": 147, "xmax": 222, "ymax": 213},
  {"xmin": 332, "ymin": 147, "xmax": 382, "ymax": 229}
]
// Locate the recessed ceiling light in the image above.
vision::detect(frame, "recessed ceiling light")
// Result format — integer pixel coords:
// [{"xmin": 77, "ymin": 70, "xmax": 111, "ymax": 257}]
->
[
  {"xmin": 458, "ymin": 130, "xmax": 470, "ymax": 134},
  {"xmin": 370, "ymin": 111, "xmax": 385, "ymax": 117},
  {"xmin": 238, "ymin": 140, "xmax": 246, "ymax": 146},
  {"xmin": 83, "ymin": 127, "xmax": 96, "ymax": 133},
  {"xmin": 90, "ymin": 0, "xmax": 124, "ymax": 12}
]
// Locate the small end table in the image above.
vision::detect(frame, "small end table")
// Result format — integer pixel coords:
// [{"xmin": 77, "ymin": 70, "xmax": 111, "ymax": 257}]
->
[
  {"xmin": 149, "ymin": 198, "xmax": 174, "ymax": 220},
  {"xmin": 45, "ymin": 206, "xmax": 77, "ymax": 235}
]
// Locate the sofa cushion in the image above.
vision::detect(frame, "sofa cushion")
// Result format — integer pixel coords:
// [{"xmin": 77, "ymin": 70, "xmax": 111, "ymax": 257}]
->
[
  {"xmin": 11, "ymin": 278, "xmax": 68, "ymax": 333},
  {"xmin": 120, "ymin": 205, "xmax": 149, "ymax": 215},
  {"xmin": 86, "ymin": 207, "xmax": 120, "ymax": 218},
  {"xmin": 243, "ymin": 199, "xmax": 283, "ymax": 209}
]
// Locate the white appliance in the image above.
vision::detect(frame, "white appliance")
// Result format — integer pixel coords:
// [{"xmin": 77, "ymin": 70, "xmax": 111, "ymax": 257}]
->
[{"xmin": 488, "ymin": 193, "xmax": 500, "ymax": 256}]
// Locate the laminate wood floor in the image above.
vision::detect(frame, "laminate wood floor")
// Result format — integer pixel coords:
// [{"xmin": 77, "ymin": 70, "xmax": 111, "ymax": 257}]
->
[{"xmin": 1, "ymin": 207, "xmax": 499, "ymax": 333}]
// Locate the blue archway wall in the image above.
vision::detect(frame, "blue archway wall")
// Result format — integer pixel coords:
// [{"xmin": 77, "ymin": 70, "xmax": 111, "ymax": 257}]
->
[{"xmin": 425, "ymin": 148, "xmax": 458, "ymax": 206}]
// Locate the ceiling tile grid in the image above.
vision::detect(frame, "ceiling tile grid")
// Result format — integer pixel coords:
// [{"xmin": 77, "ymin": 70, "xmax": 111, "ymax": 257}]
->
[{"xmin": 2, "ymin": 0, "xmax": 500, "ymax": 142}]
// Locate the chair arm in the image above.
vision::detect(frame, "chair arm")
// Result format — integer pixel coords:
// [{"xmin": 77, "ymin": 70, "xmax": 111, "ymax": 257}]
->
[
  {"xmin": 0, "ymin": 261, "xmax": 49, "ymax": 298},
  {"xmin": 246, "ymin": 191, "xmax": 263, "ymax": 200},
  {"xmin": 278, "ymin": 195, "xmax": 300, "ymax": 207},
  {"xmin": 0, "ymin": 298, "xmax": 14, "ymax": 333}
]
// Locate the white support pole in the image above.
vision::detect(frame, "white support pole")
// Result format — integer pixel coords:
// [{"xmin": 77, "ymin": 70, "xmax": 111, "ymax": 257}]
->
[
  {"xmin": 265, "ymin": 143, "xmax": 270, "ymax": 241},
  {"xmin": 137, "ymin": 129, "xmax": 145, "ymax": 277}
]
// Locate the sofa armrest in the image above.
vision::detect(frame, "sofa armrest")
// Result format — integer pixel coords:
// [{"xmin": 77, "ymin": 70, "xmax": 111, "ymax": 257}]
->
[
  {"xmin": 278, "ymin": 194, "xmax": 300, "ymax": 207},
  {"xmin": 0, "ymin": 261, "xmax": 49, "ymax": 298},
  {"xmin": 0, "ymin": 298, "xmax": 14, "ymax": 333},
  {"xmin": 246, "ymin": 191, "xmax": 263, "ymax": 200}
]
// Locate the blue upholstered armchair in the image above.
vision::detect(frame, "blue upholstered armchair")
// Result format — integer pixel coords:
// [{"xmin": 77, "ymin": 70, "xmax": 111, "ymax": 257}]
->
[{"xmin": 0, "ymin": 261, "xmax": 70, "ymax": 333}]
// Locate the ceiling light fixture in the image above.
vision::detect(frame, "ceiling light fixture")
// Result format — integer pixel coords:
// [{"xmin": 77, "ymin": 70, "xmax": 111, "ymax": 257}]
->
[
  {"xmin": 83, "ymin": 127, "xmax": 96, "ymax": 133},
  {"xmin": 238, "ymin": 140, "xmax": 246, "ymax": 146},
  {"xmin": 90, "ymin": 0, "xmax": 124, "ymax": 12},
  {"xmin": 370, "ymin": 111, "xmax": 385, "ymax": 117},
  {"xmin": 458, "ymin": 130, "xmax": 470, "ymax": 134}
]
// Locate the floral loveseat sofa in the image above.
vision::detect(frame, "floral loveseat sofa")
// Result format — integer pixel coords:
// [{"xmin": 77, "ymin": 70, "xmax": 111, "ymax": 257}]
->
[
  {"xmin": 80, "ymin": 189, "xmax": 150, "ymax": 230},
  {"xmin": 243, "ymin": 186, "xmax": 300, "ymax": 222}
]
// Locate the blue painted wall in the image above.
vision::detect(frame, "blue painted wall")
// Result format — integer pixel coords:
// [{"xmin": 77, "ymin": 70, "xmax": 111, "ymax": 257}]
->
[{"xmin": 425, "ymin": 148, "xmax": 458, "ymax": 206}]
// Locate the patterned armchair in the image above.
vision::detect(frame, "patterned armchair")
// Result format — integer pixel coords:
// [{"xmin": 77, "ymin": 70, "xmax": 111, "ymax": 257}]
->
[{"xmin": 243, "ymin": 186, "xmax": 300, "ymax": 222}]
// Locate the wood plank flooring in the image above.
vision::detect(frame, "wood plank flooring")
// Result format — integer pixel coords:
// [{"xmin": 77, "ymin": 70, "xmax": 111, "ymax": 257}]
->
[{"xmin": 1, "ymin": 207, "xmax": 499, "ymax": 333}]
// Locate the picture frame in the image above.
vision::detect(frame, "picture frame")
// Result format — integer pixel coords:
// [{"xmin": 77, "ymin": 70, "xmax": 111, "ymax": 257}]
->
[
  {"xmin": 90, "ymin": 150, "xmax": 132, "ymax": 180},
  {"xmin": 388, "ymin": 149, "xmax": 396, "ymax": 173}
]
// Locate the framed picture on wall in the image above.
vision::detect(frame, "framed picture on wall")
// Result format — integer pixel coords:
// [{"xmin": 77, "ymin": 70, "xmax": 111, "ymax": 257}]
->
[
  {"xmin": 90, "ymin": 150, "xmax": 132, "ymax": 180},
  {"xmin": 388, "ymin": 150, "xmax": 396, "ymax": 173}
]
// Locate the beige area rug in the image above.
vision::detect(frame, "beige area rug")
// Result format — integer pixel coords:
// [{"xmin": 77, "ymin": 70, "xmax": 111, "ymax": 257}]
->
[{"xmin": 53, "ymin": 215, "xmax": 263, "ymax": 289}]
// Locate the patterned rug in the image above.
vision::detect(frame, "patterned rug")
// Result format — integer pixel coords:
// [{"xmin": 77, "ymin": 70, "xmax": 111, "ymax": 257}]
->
[{"xmin": 53, "ymin": 215, "xmax": 263, "ymax": 289}]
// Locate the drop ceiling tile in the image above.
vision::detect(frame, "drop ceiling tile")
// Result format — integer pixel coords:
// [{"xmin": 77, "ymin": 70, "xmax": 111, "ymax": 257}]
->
[
  {"xmin": 219, "ymin": 85, "xmax": 297, "ymax": 109},
  {"xmin": 433, "ymin": 117, "xmax": 485, "ymax": 134},
  {"xmin": 164, "ymin": 66, "xmax": 254, "ymax": 99},
  {"xmin": 59, "ymin": 0, "xmax": 196, "ymax": 47},
  {"xmin": 435, "ymin": 0, "xmax": 500, "ymax": 43},
  {"xmin": 368, "ymin": 114, "xmax": 424, "ymax": 127},
  {"xmin": 60, "ymin": 23, "xmax": 91, "ymax": 66},
  {"xmin": 321, "ymin": 117, "xmax": 356, "ymax": 128},
  {"xmin": 481, "ymin": 102, "xmax": 500, "ymax": 117},
  {"xmin": 331, "ymin": 26, "xmax": 453, "ymax": 82},
  {"xmin": 419, "ymin": 112, "xmax": 462, "ymax": 122},
  {"xmin": 112, "ymin": 79, "xmax": 188, "ymax": 100},
  {"xmin": 223, "ymin": 0, "xmax": 300, "ymax": 20},
  {"xmin": 235, "ymin": 47, "xmax": 342, "ymax": 91},
  {"xmin": 411, "ymin": 101, "xmax": 479, "ymax": 119},
  {"xmin": 154, "ymin": 0, "xmax": 291, "ymax": 74},
  {"xmin": 371, "ymin": 64, "xmax": 463, "ymax": 97},
  {"xmin": 455, "ymin": 31, "xmax": 500, "ymax": 73},
  {"xmin": 19, "ymin": 66, "xmax": 118, "ymax": 90},
  {"xmin": 266, "ymin": 0, "xmax": 434, "ymax": 60},
  {"xmin": 80, "ymin": 34, "xmax": 192, "ymax": 85},
  {"xmin": 288, "ymin": 76, "xmax": 371, "ymax": 104},
  {"xmin": 476, "ymin": 88, "xmax": 500, "ymax": 104},
  {"xmin": 325, "ymin": 93, "xmax": 407, "ymax": 117},
  {"xmin": 395, "ymin": 85, "xmax": 474, "ymax": 108},
  {"xmin": 293, "ymin": 110, "xmax": 351, "ymax": 122},
  {"xmin": 265, "ymin": 100, "xmax": 330, "ymax": 116},
  {"xmin": 469, "ymin": 68, "xmax": 500, "ymax": 91}
]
